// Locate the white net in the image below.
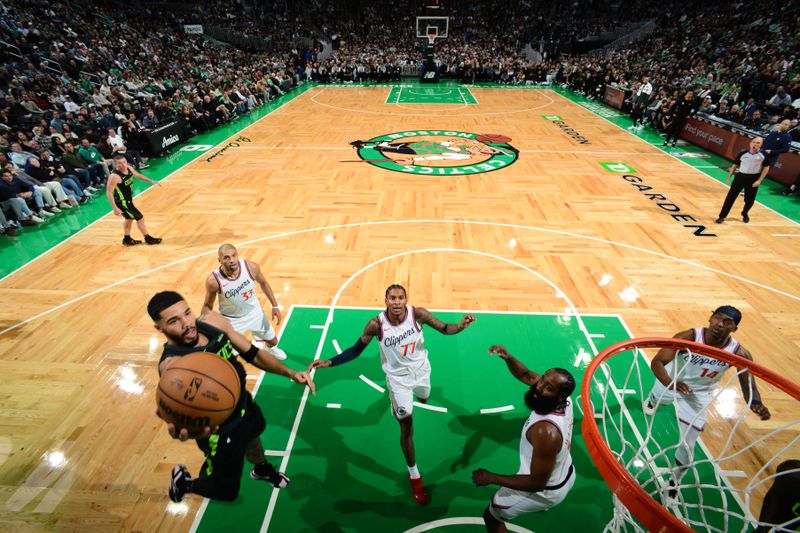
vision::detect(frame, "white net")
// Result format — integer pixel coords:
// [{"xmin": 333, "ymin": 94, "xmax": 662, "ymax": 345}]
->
[{"xmin": 581, "ymin": 339, "xmax": 800, "ymax": 533}]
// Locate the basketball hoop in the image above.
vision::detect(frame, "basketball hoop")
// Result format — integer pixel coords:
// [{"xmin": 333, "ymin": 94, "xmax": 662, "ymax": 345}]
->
[
  {"xmin": 427, "ymin": 32, "xmax": 437, "ymax": 46},
  {"xmin": 581, "ymin": 338, "xmax": 800, "ymax": 533}
]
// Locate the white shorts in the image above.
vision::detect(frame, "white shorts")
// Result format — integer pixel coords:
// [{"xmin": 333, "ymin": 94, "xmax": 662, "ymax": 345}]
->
[
  {"xmin": 488, "ymin": 467, "xmax": 575, "ymax": 522},
  {"xmin": 648, "ymin": 381, "xmax": 714, "ymax": 430},
  {"xmin": 385, "ymin": 360, "xmax": 431, "ymax": 419},
  {"xmin": 224, "ymin": 308, "xmax": 276, "ymax": 342}
]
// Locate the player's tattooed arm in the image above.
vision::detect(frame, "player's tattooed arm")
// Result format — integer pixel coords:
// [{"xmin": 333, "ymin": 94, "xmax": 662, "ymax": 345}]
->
[{"xmin": 415, "ymin": 307, "xmax": 476, "ymax": 334}]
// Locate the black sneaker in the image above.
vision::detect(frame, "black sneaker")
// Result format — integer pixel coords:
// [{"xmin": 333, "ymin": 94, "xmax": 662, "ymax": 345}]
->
[
  {"xmin": 250, "ymin": 464, "xmax": 290, "ymax": 488},
  {"xmin": 144, "ymin": 235, "xmax": 162, "ymax": 245},
  {"xmin": 742, "ymin": 214, "xmax": 750, "ymax": 223},
  {"xmin": 122, "ymin": 236, "xmax": 142, "ymax": 246},
  {"xmin": 715, "ymin": 217, "xmax": 725, "ymax": 224},
  {"xmin": 667, "ymin": 479, "xmax": 678, "ymax": 499},
  {"xmin": 169, "ymin": 464, "xmax": 192, "ymax": 502},
  {"xmin": 781, "ymin": 187, "xmax": 795, "ymax": 196},
  {"xmin": 349, "ymin": 140, "xmax": 366, "ymax": 149}
]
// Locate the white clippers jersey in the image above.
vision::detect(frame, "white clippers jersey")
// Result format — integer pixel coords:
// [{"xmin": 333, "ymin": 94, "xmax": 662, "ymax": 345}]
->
[
  {"xmin": 518, "ymin": 399, "xmax": 574, "ymax": 489},
  {"xmin": 665, "ymin": 327, "xmax": 737, "ymax": 393},
  {"xmin": 213, "ymin": 260, "xmax": 260, "ymax": 318},
  {"xmin": 376, "ymin": 305, "xmax": 428, "ymax": 376}
]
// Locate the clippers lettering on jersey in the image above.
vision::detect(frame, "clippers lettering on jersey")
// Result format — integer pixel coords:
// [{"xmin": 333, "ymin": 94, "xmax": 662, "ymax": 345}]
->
[
  {"xmin": 682, "ymin": 353, "xmax": 729, "ymax": 368},
  {"xmin": 384, "ymin": 327, "xmax": 418, "ymax": 348},
  {"xmin": 223, "ymin": 279, "xmax": 253, "ymax": 300}
]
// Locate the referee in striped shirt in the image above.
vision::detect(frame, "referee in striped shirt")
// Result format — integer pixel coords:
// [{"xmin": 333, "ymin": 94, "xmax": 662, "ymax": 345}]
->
[{"xmin": 716, "ymin": 137, "xmax": 769, "ymax": 224}]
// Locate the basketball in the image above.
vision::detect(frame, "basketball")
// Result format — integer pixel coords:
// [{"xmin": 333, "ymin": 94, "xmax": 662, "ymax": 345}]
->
[
  {"xmin": 156, "ymin": 352, "xmax": 241, "ymax": 437},
  {"xmin": 475, "ymin": 133, "xmax": 512, "ymax": 144}
]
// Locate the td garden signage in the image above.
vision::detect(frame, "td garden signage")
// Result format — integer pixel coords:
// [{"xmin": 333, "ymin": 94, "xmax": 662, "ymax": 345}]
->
[{"xmin": 349, "ymin": 130, "xmax": 519, "ymax": 175}]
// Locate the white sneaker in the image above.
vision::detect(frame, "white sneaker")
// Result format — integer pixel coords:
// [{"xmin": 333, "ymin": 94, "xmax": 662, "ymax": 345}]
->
[
  {"xmin": 30, "ymin": 215, "xmax": 44, "ymax": 223},
  {"xmin": 58, "ymin": 201, "xmax": 73, "ymax": 209},
  {"xmin": 268, "ymin": 345, "xmax": 288, "ymax": 360},
  {"xmin": 642, "ymin": 397, "xmax": 656, "ymax": 416},
  {"xmin": 39, "ymin": 210, "xmax": 55, "ymax": 218},
  {"xmin": 49, "ymin": 206, "xmax": 61, "ymax": 213}
]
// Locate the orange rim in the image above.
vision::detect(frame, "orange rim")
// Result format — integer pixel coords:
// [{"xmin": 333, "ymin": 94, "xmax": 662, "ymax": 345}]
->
[{"xmin": 580, "ymin": 337, "xmax": 800, "ymax": 533}]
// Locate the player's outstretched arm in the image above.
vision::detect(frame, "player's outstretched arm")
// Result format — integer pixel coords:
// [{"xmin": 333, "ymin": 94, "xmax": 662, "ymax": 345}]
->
[
  {"xmin": 488, "ymin": 344, "xmax": 539, "ymax": 386},
  {"xmin": 735, "ymin": 347, "xmax": 771, "ymax": 420},
  {"xmin": 651, "ymin": 329, "xmax": 695, "ymax": 394},
  {"xmin": 201, "ymin": 274, "xmax": 219, "ymax": 316},
  {"xmin": 415, "ymin": 307, "xmax": 476, "ymax": 335},
  {"xmin": 131, "ymin": 167, "xmax": 161, "ymax": 186},
  {"xmin": 203, "ymin": 310, "xmax": 315, "ymax": 394},
  {"xmin": 308, "ymin": 319, "xmax": 377, "ymax": 371},
  {"xmin": 472, "ymin": 422, "xmax": 562, "ymax": 492}
]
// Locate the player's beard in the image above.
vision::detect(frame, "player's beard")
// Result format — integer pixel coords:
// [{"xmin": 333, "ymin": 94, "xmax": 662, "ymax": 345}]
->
[{"xmin": 524, "ymin": 387, "xmax": 562, "ymax": 415}]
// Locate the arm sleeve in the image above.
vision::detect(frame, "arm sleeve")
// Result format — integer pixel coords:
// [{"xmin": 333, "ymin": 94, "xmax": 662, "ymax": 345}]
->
[
  {"xmin": 329, "ymin": 338, "xmax": 368, "ymax": 366},
  {"xmin": 240, "ymin": 344, "xmax": 260, "ymax": 364}
]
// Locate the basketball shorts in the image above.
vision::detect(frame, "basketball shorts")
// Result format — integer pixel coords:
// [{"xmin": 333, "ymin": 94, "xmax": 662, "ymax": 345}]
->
[
  {"xmin": 385, "ymin": 360, "xmax": 431, "ymax": 419},
  {"xmin": 648, "ymin": 381, "xmax": 714, "ymax": 430},
  {"xmin": 114, "ymin": 198, "xmax": 143, "ymax": 221},
  {"xmin": 488, "ymin": 466, "xmax": 575, "ymax": 522},
  {"xmin": 226, "ymin": 308, "xmax": 277, "ymax": 342},
  {"xmin": 196, "ymin": 393, "xmax": 267, "ymax": 483}
]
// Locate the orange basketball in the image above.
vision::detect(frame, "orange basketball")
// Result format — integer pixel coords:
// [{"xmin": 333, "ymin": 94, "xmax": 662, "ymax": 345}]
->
[
  {"xmin": 475, "ymin": 133, "xmax": 512, "ymax": 144},
  {"xmin": 156, "ymin": 352, "xmax": 241, "ymax": 437}
]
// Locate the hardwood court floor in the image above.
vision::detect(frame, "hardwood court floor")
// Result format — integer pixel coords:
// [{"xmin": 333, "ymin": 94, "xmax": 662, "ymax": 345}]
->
[{"xmin": 0, "ymin": 84, "xmax": 798, "ymax": 532}]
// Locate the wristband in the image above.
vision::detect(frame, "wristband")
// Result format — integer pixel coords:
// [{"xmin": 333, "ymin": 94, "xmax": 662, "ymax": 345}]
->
[{"xmin": 750, "ymin": 398, "xmax": 762, "ymax": 405}]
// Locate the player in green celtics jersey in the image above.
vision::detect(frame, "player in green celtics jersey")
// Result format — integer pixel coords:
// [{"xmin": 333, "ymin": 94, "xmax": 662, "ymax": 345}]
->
[
  {"xmin": 148, "ymin": 291, "xmax": 315, "ymax": 503},
  {"xmin": 106, "ymin": 154, "xmax": 162, "ymax": 246}
]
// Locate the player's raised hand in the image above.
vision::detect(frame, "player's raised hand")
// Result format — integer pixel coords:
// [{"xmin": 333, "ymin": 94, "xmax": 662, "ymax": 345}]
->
[
  {"xmin": 471, "ymin": 468, "xmax": 494, "ymax": 486},
  {"xmin": 488, "ymin": 344, "xmax": 511, "ymax": 360},
  {"xmin": 751, "ymin": 402, "xmax": 770, "ymax": 420},
  {"xmin": 308, "ymin": 359, "xmax": 332, "ymax": 372},
  {"xmin": 291, "ymin": 371, "xmax": 316, "ymax": 395},
  {"xmin": 460, "ymin": 314, "xmax": 477, "ymax": 329}
]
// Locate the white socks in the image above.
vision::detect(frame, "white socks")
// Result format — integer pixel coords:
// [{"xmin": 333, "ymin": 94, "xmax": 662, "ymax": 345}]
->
[{"xmin": 408, "ymin": 465, "xmax": 420, "ymax": 479}]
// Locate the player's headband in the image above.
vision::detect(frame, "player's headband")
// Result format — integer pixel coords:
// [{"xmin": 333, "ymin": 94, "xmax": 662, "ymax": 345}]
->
[{"xmin": 713, "ymin": 305, "xmax": 742, "ymax": 325}]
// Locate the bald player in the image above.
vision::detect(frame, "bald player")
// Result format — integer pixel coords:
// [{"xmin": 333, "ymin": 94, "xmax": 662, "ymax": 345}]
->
[{"xmin": 202, "ymin": 244, "xmax": 287, "ymax": 360}]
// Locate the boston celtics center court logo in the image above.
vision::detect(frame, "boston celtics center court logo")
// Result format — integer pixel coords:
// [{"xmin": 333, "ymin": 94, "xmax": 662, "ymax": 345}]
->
[{"xmin": 349, "ymin": 130, "xmax": 518, "ymax": 175}]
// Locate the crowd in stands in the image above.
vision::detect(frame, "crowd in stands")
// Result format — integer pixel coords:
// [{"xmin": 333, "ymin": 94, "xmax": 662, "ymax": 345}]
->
[{"xmin": 1, "ymin": 0, "xmax": 798, "ymax": 238}]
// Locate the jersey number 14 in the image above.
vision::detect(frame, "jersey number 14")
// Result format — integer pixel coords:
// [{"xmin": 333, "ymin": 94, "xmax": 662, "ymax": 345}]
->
[{"xmin": 700, "ymin": 368, "xmax": 719, "ymax": 379}]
